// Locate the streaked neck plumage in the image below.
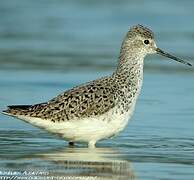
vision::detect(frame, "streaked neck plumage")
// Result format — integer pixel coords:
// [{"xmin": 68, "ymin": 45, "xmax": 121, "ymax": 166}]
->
[
  {"xmin": 112, "ymin": 37, "xmax": 146, "ymax": 112},
  {"xmin": 115, "ymin": 38, "xmax": 145, "ymax": 88}
]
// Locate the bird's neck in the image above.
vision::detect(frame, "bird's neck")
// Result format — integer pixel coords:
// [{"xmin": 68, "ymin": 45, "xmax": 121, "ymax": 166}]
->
[
  {"xmin": 114, "ymin": 45, "xmax": 145, "ymax": 88},
  {"xmin": 112, "ymin": 43, "xmax": 145, "ymax": 112}
]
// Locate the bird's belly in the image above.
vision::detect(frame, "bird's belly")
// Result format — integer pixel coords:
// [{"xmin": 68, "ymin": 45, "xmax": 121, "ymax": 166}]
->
[
  {"xmin": 52, "ymin": 105, "xmax": 134, "ymax": 142},
  {"xmin": 50, "ymin": 113, "xmax": 128, "ymax": 143},
  {"xmin": 16, "ymin": 106, "xmax": 135, "ymax": 143}
]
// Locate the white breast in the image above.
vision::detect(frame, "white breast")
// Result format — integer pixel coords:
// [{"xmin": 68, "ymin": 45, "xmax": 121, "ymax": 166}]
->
[
  {"xmin": 16, "ymin": 102, "xmax": 136, "ymax": 143},
  {"xmin": 54, "ymin": 104, "xmax": 135, "ymax": 143}
]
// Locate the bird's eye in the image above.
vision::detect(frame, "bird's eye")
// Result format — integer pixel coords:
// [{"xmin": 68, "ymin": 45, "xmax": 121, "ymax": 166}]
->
[{"xmin": 144, "ymin": 40, "xmax": 149, "ymax": 45}]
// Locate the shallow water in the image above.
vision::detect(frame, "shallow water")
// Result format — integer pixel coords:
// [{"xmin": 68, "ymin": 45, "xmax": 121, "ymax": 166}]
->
[{"xmin": 0, "ymin": 0, "xmax": 194, "ymax": 179}]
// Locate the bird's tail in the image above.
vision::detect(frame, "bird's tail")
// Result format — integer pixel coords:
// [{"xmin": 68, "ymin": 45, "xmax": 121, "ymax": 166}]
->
[
  {"xmin": 2, "ymin": 105, "xmax": 32, "ymax": 117},
  {"xmin": 2, "ymin": 103, "xmax": 52, "ymax": 131}
]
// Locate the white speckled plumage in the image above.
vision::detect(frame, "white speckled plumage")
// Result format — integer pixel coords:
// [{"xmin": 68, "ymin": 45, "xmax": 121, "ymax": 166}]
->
[
  {"xmin": 16, "ymin": 103, "xmax": 136, "ymax": 148},
  {"xmin": 2, "ymin": 24, "xmax": 192, "ymax": 148}
]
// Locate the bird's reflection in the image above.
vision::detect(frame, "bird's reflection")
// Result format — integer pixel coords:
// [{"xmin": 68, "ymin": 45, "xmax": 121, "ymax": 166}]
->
[{"xmin": 38, "ymin": 147, "xmax": 136, "ymax": 179}]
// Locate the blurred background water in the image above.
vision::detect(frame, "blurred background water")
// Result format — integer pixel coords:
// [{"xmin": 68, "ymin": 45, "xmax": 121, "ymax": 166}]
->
[{"xmin": 0, "ymin": 0, "xmax": 194, "ymax": 179}]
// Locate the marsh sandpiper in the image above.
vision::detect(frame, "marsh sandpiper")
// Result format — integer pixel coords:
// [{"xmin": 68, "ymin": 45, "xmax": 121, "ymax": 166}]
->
[{"xmin": 2, "ymin": 25, "xmax": 192, "ymax": 148}]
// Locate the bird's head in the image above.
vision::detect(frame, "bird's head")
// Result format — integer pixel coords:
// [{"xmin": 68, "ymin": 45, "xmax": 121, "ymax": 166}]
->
[{"xmin": 122, "ymin": 24, "xmax": 192, "ymax": 66}]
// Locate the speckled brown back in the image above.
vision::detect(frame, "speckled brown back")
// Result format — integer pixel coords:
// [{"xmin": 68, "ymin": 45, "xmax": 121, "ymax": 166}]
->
[{"xmin": 6, "ymin": 76, "xmax": 118, "ymax": 122}]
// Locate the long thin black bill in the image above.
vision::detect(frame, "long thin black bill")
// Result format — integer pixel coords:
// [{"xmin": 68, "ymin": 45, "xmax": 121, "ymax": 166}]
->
[{"xmin": 156, "ymin": 48, "xmax": 192, "ymax": 66}]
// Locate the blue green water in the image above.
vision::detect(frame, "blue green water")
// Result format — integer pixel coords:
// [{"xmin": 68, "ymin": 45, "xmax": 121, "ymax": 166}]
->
[{"xmin": 0, "ymin": 0, "xmax": 194, "ymax": 179}]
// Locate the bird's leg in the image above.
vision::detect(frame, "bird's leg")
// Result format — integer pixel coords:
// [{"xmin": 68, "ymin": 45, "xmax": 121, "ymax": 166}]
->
[
  {"xmin": 68, "ymin": 141, "xmax": 75, "ymax": 147},
  {"xmin": 88, "ymin": 141, "xmax": 96, "ymax": 148}
]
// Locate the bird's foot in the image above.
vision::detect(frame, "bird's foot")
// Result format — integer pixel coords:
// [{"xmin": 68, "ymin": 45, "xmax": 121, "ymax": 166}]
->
[
  {"xmin": 68, "ymin": 141, "xmax": 75, "ymax": 147},
  {"xmin": 88, "ymin": 141, "xmax": 96, "ymax": 148}
]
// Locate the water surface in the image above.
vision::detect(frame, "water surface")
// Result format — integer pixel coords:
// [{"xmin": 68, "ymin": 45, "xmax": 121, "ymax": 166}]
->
[{"xmin": 0, "ymin": 0, "xmax": 194, "ymax": 179}]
